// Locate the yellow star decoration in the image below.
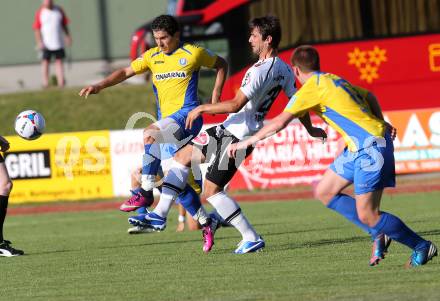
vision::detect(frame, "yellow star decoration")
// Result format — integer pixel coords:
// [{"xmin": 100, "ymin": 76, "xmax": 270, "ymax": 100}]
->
[
  {"xmin": 359, "ymin": 64, "xmax": 379, "ymax": 83},
  {"xmin": 348, "ymin": 45, "xmax": 387, "ymax": 83},
  {"xmin": 348, "ymin": 47, "xmax": 367, "ymax": 67},
  {"xmin": 368, "ymin": 46, "xmax": 387, "ymax": 66}
]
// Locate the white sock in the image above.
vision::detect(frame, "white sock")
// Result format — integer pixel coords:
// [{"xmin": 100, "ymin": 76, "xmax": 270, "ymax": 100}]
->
[
  {"xmin": 141, "ymin": 174, "xmax": 156, "ymax": 191},
  {"xmin": 207, "ymin": 191, "xmax": 259, "ymax": 241},
  {"xmin": 153, "ymin": 160, "xmax": 190, "ymax": 218},
  {"xmin": 193, "ymin": 206, "xmax": 210, "ymax": 226},
  {"xmin": 152, "ymin": 191, "xmax": 174, "ymax": 218}
]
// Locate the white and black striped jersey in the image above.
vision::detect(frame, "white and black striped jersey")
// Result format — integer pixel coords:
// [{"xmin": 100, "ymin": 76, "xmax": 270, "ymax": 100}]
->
[{"xmin": 222, "ymin": 56, "xmax": 296, "ymax": 139}]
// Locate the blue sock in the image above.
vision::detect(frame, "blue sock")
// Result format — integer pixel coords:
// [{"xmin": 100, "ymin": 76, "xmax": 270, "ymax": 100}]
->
[
  {"xmin": 371, "ymin": 212, "xmax": 427, "ymax": 250},
  {"xmin": 177, "ymin": 185, "xmax": 201, "ymax": 217},
  {"xmin": 142, "ymin": 144, "xmax": 161, "ymax": 176},
  {"xmin": 327, "ymin": 194, "xmax": 371, "ymax": 235}
]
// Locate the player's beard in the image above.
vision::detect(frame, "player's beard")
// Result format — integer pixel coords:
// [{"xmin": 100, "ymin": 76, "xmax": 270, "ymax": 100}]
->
[{"xmin": 251, "ymin": 45, "xmax": 262, "ymax": 59}]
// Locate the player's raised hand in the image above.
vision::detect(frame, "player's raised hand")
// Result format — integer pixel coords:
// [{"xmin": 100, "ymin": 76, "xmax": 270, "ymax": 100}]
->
[
  {"xmin": 78, "ymin": 85, "xmax": 100, "ymax": 99},
  {"xmin": 308, "ymin": 127, "xmax": 327, "ymax": 142},
  {"xmin": 228, "ymin": 141, "xmax": 248, "ymax": 159},
  {"xmin": 0, "ymin": 136, "xmax": 10, "ymax": 152},
  {"xmin": 185, "ymin": 107, "xmax": 202, "ymax": 130}
]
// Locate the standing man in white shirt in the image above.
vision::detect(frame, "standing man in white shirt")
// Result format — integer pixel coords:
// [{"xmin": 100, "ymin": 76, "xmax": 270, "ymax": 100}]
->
[{"xmin": 33, "ymin": 0, "xmax": 72, "ymax": 88}]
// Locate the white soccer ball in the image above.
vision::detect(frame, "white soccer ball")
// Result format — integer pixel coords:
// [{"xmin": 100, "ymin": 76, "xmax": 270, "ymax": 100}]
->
[{"xmin": 14, "ymin": 110, "xmax": 46, "ymax": 140}]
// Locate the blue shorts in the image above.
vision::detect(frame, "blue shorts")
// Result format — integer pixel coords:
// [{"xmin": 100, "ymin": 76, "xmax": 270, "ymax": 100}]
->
[
  {"xmin": 155, "ymin": 109, "xmax": 203, "ymax": 204},
  {"xmin": 159, "ymin": 143, "xmax": 177, "ymax": 160},
  {"xmin": 154, "ymin": 108, "xmax": 203, "ymax": 152},
  {"xmin": 330, "ymin": 134, "xmax": 396, "ymax": 195},
  {"xmin": 167, "ymin": 109, "xmax": 203, "ymax": 143}
]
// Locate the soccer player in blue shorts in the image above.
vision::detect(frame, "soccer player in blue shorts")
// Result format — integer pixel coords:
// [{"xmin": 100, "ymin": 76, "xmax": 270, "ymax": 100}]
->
[
  {"xmin": 229, "ymin": 45, "xmax": 437, "ymax": 267},
  {"xmin": 126, "ymin": 143, "xmax": 208, "ymax": 234},
  {"xmin": 79, "ymin": 15, "xmax": 228, "ymax": 240}
]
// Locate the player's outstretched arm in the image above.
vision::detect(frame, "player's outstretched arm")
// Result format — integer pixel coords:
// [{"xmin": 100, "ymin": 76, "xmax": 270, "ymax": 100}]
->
[
  {"xmin": 185, "ymin": 90, "xmax": 248, "ymax": 129},
  {"xmin": 228, "ymin": 111, "xmax": 295, "ymax": 158},
  {"xmin": 78, "ymin": 66, "xmax": 136, "ymax": 99},
  {"xmin": 298, "ymin": 113, "xmax": 327, "ymax": 141},
  {"xmin": 210, "ymin": 56, "xmax": 228, "ymax": 104}
]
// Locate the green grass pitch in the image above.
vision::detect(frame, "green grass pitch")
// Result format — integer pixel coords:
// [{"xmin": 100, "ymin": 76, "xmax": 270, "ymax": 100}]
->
[{"xmin": 1, "ymin": 191, "xmax": 440, "ymax": 301}]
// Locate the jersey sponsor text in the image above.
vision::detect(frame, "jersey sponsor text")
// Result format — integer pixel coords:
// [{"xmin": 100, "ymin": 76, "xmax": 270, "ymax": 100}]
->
[{"xmin": 155, "ymin": 71, "xmax": 187, "ymax": 81}]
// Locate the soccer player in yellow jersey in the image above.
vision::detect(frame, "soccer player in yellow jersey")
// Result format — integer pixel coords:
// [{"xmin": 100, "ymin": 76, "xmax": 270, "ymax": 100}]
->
[
  {"xmin": 229, "ymin": 45, "xmax": 437, "ymax": 267},
  {"xmin": 79, "ymin": 15, "xmax": 227, "ymax": 235},
  {"xmin": 126, "ymin": 162, "xmax": 203, "ymax": 234}
]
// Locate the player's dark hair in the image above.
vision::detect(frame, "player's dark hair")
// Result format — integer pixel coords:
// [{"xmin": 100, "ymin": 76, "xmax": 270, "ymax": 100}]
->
[
  {"xmin": 151, "ymin": 15, "xmax": 180, "ymax": 36},
  {"xmin": 249, "ymin": 15, "xmax": 281, "ymax": 49},
  {"xmin": 291, "ymin": 45, "xmax": 321, "ymax": 72}
]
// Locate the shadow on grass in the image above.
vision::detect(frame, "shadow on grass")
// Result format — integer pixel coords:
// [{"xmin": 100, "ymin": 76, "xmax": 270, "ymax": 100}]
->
[
  {"xmin": 262, "ymin": 225, "xmax": 350, "ymax": 236},
  {"xmin": 419, "ymin": 229, "xmax": 440, "ymax": 236},
  {"xmin": 31, "ymin": 227, "xmax": 440, "ymax": 256},
  {"xmin": 31, "ymin": 235, "xmax": 240, "ymax": 255},
  {"xmin": 268, "ymin": 228, "xmax": 440, "ymax": 253},
  {"xmin": 209, "ymin": 235, "xmax": 368, "ymax": 255},
  {"xmin": 29, "ymin": 228, "xmax": 365, "ymax": 256},
  {"xmin": 280, "ymin": 235, "xmax": 367, "ymax": 251}
]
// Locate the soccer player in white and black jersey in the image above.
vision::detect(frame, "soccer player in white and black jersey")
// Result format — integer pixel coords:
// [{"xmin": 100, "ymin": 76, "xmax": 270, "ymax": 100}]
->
[{"xmin": 129, "ymin": 16, "xmax": 326, "ymax": 253}]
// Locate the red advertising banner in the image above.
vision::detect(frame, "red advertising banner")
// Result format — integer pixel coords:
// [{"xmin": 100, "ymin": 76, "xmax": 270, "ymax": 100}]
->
[
  {"xmin": 228, "ymin": 107, "xmax": 440, "ymax": 190},
  {"xmin": 209, "ymin": 34, "xmax": 440, "ymax": 125},
  {"xmin": 312, "ymin": 34, "xmax": 440, "ymax": 111},
  {"xmin": 228, "ymin": 119, "xmax": 342, "ymax": 190}
]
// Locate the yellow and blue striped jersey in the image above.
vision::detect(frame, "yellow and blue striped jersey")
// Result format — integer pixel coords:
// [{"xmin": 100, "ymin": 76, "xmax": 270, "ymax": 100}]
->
[
  {"xmin": 284, "ymin": 72, "xmax": 386, "ymax": 151},
  {"xmin": 131, "ymin": 43, "xmax": 218, "ymax": 118}
]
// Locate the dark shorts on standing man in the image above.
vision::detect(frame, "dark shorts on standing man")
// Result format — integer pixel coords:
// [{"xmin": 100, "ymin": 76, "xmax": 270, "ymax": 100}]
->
[
  {"xmin": 42, "ymin": 48, "xmax": 65, "ymax": 60},
  {"xmin": 190, "ymin": 125, "xmax": 254, "ymax": 189},
  {"xmin": 0, "ymin": 154, "xmax": 4, "ymax": 163}
]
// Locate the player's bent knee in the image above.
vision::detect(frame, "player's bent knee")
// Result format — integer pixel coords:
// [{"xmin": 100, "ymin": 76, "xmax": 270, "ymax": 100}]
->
[
  {"xmin": 357, "ymin": 211, "xmax": 376, "ymax": 227},
  {"xmin": 143, "ymin": 125, "xmax": 160, "ymax": 144},
  {"xmin": 143, "ymin": 134, "xmax": 156, "ymax": 145},
  {"xmin": 314, "ymin": 184, "xmax": 334, "ymax": 205},
  {"xmin": 357, "ymin": 215, "xmax": 370, "ymax": 226},
  {"xmin": 174, "ymin": 147, "xmax": 193, "ymax": 166},
  {"xmin": 203, "ymin": 182, "xmax": 222, "ymax": 199}
]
